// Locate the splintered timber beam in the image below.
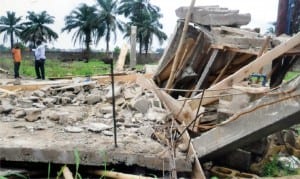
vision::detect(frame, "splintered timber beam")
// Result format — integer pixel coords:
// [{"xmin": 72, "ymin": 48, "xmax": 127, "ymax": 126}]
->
[
  {"xmin": 91, "ymin": 170, "xmax": 153, "ymax": 179},
  {"xmin": 136, "ymin": 76, "xmax": 198, "ymax": 131},
  {"xmin": 211, "ymin": 51, "xmax": 236, "ymax": 85},
  {"xmin": 191, "ymin": 49, "xmax": 219, "ymax": 97},
  {"xmin": 165, "ymin": 0, "xmax": 196, "ymax": 90},
  {"xmin": 189, "ymin": 32, "xmax": 300, "ymax": 109},
  {"xmin": 176, "ymin": 122, "xmax": 206, "ymax": 179}
]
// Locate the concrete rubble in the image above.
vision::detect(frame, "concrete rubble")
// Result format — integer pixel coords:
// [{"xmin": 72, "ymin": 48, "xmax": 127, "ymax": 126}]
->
[
  {"xmin": 175, "ymin": 5, "xmax": 251, "ymax": 26},
  {"xmin": 0, "ymin": 78, "xmax": 193, "ymax": 172}
]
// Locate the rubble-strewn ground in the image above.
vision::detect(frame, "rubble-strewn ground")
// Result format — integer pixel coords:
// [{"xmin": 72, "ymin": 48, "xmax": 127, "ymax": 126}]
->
[{"xmin": 0, "ymin": 75, "xmax": 193, "ymax": 178}]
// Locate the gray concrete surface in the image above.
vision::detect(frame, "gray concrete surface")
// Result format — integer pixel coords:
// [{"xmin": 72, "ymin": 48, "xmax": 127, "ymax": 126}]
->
[{"xmin": 193, "ymin": 76, "xmax": 300, "ymax": 161}]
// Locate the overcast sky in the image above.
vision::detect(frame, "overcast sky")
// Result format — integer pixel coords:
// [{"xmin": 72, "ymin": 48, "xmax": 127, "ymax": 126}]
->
[{"xmin": 0, "ymin": 0, "xmax": 279, "ymax": 50}]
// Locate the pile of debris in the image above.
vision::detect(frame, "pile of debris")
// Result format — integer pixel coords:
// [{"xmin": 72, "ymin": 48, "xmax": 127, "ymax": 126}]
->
[
  {"xmin": 0, "ymin": 77, "xmax": 195, "ymax": 177},
  {"xmin": 151, "ymin": 4, "xmax": 300, "ymax": 178}
]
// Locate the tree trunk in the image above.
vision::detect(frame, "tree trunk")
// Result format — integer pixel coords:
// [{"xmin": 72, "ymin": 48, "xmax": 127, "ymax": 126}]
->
[
  {"xmin": 106, "ymin": 22, "xmax": 110, "ymax": 56},
  {"xmin": 10, "ymin": 31, "xmax": 14, "ymax": 49},
  {"xmin": 139, "ymin": 33, "xmax": 143, "ymax": 54},
  {"xmin": 85, "ymin": 33, "xmax": 91, "ymax": 63}
]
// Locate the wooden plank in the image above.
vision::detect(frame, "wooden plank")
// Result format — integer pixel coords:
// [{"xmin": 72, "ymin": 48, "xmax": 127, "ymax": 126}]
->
[
  {"xmin": 136, "ymin": 76, "xmax": 199, "ymax": 131},
  {"xmin": 165, "ymin": 0, "xmax": 196, "ymax": 89},
  {"xmin": 115, "ymin": 44, "xmax": 129, "ymax": 72},
  {"xmin": 155, "ymin": 22, "xmax": 182, "ymax": 76},
  {"xmin": 232, "ymin": 85, "xmax": 270, "ymax": 94},
  {"xmin": 177, "ymin": 38, "xmax": 196, "ymax": 73},
  {"xmin": 177, "ymin": 122, "xmax": 206, "ymax": 179},
  {"xmin": 0, "ymin": 87, "xmax": 16, "ymax": 95},
  {"xmin": 156, "ymin": 55, "xmax": 174, "ymax": 83},
  {"xmin": 286, "ymin": 44, "xmax": 300, "ymax": 54},
  {"xmin": 157, "ymin": 37, "xmax": 195, "ymax": 84},
  {"xmin": 176, "ymin": 33, "xmax": 203, "ymax": 79},
  {"xmin": 189, "ymin": 32, "xmax": 300, "ymax": 109},
  {"xmin": 212, "ymin": 52, "xmax": 236, "ymax": 85},
  {"xmin": 191, "ymin": 49, "xmax": 219, "ymax": 97},
  {"xmin": 92, "ymin": 170, "xmax": 153, "ymax": 179},
  {"xmin": 232, "ymin": 54, "xmax": 253, "ymax": 65},
  {"xmin": 256, "ymin": 36, "xmax": 271, "ymax": 83}
]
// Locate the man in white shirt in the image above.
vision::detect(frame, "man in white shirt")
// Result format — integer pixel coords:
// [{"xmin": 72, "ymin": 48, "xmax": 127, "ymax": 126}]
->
[{"xmin": 33, "ymin": 40, "xmax": 46, "ymax": 80}]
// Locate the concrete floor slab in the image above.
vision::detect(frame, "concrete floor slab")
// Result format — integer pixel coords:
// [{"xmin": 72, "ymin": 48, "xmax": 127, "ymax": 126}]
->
[{"xmin": 0, "ymin": 121, "xmax": 192, "ymax": 172}]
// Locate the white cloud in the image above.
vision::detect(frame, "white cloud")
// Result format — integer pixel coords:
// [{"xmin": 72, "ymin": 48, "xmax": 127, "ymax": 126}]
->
[{"xmin": 0, "ymin": 0, "xmax": 278, "ymax": 50}]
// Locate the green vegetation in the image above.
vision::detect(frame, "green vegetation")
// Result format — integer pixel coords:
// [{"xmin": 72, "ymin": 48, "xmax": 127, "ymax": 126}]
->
[
  {"xmin": 20, "ymin": 11, "xmax": 58, "ymax": 46},
  {"xmin": 262, "ymin": 155, "xmax": 298, "ymax": 177},
  {"xmin": 0, "ymin": 57, "xmax": 110, "ymax": 78},
  {"xmin": 74, "ymin": 149, "xmax": 82, "ymax": 179},
  {"xmin": 0, "ymin": 11, "xmax": 23, "ymax": 49},
  {"xmin": 118, "ymin": 0, "xmax": 167, "ymax": 54},
  {"xmin": 284, "ymin": 71, "xmax": 300, "ymax": 81},
  {"xmin": 1, "ymin": 0, "xmax": 167, "ymax": 62}
]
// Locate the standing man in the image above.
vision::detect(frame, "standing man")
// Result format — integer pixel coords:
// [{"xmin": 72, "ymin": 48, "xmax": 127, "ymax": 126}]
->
[
  {"xmin": 33, "ymin": 40, "xmax": 46, "ymax": 80},
  {"xmin": 11, "ymin": 43, "xmax": 22, "ymax": 79}
]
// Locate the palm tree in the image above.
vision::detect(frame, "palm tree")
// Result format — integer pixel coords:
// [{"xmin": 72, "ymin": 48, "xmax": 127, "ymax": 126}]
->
[
  {"xmin": 136, "ymin": 12, "xmax": 166, "ymax": 54},
  {"xmin": 21, "ymin": 11, "xmax": 58, "ymax": 46},
  {"xmin": 118, "ymin": 0, "xmax": 160, "ymax": 19},
  {"xmin": 96, "ymin": 0, "xmax": 123, "ymax": 55},
  {"xmin": 0, "ymin": 11, "xmax": 23, "ymax": 49},
  {"xmin": 62, "ymin": 4, "xmax": 104, "ymax": 60},
  {"xmin": 119, "ymin": 0, "xmax": 166, "ymax": 54}
]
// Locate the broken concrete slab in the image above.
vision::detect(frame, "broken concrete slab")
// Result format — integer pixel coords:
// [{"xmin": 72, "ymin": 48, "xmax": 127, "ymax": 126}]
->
[
  {"xmin": 25, "ymin": 108, "xmax": 42, "ymax": 122},
  {"xmin": 130, "ymin": 97, "xmax": 151, "ymax": 114},
  {"xmin": 85, "ymin": 94, "xmax": 102, "ymax": 105},
  {"xmin": 193, "ymin": 76, "xmax": 300, "ymax": 161},
  {"xmin": 86, "ymin": 123, "xmax": 112, "ymax": 133},
  {"xmin": 64, "ymin": 126, "xmax": 84, "ymax": 133},
  {"xmin": 0, "ymin": 100, "xmax": 13, "ymax": 114},
  {"xmin": 0, "ymin": 78, "xmax": 193, "ymax": 173},
  {"xmin": 123, "ymin": 85, "xmax": 143, "ymax": 100},
  {"xmin": 105, "ymin": 85, "xmax": 123, "ymax": 99},
  {"xmin": 175, "ymin": 6, "xmax": 251, "ymax": 26},
  {"xmin": 15, "ymin": 110, "xmax": 26, "ymax": 118},
  {"xmin": 0, "ymin": 121, "xmax": 192, "ymax": 172}
]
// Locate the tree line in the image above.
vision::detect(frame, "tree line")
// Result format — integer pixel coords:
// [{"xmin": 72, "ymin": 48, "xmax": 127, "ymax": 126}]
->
[{"xmin": 0, "ymin": 0, "xmax": 167, "ymax": 59}]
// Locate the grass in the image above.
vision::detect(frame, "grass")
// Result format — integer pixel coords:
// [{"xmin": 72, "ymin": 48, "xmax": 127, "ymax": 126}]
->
[
  {"xmin": 0, "ymin": 57, "xmax": 111, "ymax": 78},
  {"xmin": 284, "ymin": 71, "xmax": 300, "ymax": 81}
]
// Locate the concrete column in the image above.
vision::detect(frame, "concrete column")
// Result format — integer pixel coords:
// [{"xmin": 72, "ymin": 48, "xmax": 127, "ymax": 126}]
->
[{"xmin": 130, "ymin": 26, "xmax": 137, "ymax": 69}]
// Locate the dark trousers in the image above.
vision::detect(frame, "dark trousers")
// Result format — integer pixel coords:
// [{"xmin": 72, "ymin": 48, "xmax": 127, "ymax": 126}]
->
[
  {"xmin": 14, "ymin": 62, "xmax": 20, "ymax": 78},
  {"xmin": 35, "ymin": 59, "xmax": 45, "ymax": 79}
]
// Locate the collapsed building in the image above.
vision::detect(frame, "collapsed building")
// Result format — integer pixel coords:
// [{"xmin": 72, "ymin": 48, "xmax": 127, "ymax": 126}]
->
[{"xmin": 1, "ymin": 5, "xmax": 300, "ymax": 179}]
